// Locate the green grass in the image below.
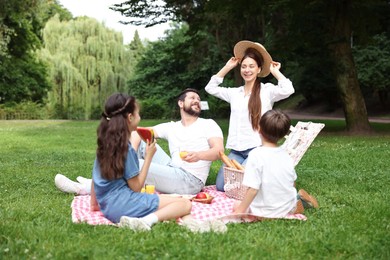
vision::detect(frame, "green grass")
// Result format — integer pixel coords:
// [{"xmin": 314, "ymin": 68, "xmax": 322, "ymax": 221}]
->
[{"xmin": 0, "ymin": 119, "xmax": 389, "ymax": 259}]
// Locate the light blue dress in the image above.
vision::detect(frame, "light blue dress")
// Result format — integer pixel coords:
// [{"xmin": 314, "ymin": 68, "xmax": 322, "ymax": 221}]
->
[{"xmin": 92, "ymin": 143, "xmax": 159, "ymax": 223}]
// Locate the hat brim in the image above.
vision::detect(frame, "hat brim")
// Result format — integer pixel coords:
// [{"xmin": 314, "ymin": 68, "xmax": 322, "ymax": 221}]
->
[{"xmin": 233, "ymin": 40, "xmax": 272, "ymax": 78}]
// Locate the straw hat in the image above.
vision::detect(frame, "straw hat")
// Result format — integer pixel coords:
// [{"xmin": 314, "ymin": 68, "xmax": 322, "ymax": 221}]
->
[{"xmin": 233, "ymin": 40, "xmax": 272, "ymax": 78}]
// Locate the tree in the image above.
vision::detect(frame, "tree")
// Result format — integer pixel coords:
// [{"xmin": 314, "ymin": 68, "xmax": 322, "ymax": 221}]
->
[
  {"xmin": 127, "ymin": 23, "xmax": 232, "ymax": 119},
  {"xmin": 127, "ymin": 30, "xmax": 145, "ymax": 77},
  {"xmin": 353, "ymin": 34, "xmax": 390, "ymax": 109},
  {"xmin": 0, "ymin": 0, "xmax": 51, "ymax": 103},
  {"xmin": 268, "ymin": 0, "xmax": 390, "ymax": 132},
  {"xmin": 128, "ymin": 25, "xmax": 191, "ymax": 118},
  {"xmin": 113, "ymin": 0, "xmax": 389, "ymax": 132},
  {"xmin": 326, "ymin": 0, "xmax": 371, "ymax": 133},
  {"xmin": 38, "ymin": 15, "xmax": 135, "ymax": 119}
]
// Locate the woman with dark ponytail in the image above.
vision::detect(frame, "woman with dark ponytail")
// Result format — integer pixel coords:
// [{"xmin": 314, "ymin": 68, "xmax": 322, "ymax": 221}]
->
[
  {"xmin": 90, "ymin": 93, "xmax": 192, "ymax": 231},
  {"xmin": 205, "ymin": 40, "xmax": 294, "ymax": 191}
]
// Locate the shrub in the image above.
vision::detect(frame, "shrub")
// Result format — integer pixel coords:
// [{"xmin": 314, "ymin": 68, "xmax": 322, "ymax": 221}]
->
[
  {"xmin": 0, "ymin": 101, "xmax": 50, "ymax": 119},
  {"xmin": 139, "ymin": 98, "xmax": 169, "ymax": 119}
]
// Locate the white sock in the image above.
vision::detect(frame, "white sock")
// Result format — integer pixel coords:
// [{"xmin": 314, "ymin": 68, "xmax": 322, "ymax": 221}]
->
[{"xmin": 141, "ymin": 213, "xmax": 158, "ymax": 227}]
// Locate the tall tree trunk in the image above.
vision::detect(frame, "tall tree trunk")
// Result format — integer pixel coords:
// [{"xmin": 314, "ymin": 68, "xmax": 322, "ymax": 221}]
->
[{"xmin": 328, "ymin": 0, "xmax": 372, "ymax": 133}]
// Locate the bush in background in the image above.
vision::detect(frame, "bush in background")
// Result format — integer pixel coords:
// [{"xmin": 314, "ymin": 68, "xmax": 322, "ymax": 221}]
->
[
  {"xmin": 139, "ymin": 98, "xmax": 169, "ymax": 119},
  {"xmin": 0, "ymin": 101, "xmax": 50, "ymax": 120}
]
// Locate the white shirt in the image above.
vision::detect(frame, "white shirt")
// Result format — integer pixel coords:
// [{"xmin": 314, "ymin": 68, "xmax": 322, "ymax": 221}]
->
[
  {"xmin": 243, "ymin": 146, "xmax": 297, "ymax": 218},
  {"xmin": 205, "ymin": 75, "xmax": 294, "ymax": 151},
  {"xmin": 153, "ymin": 118, "xmax": 223, "ymax": 184}
]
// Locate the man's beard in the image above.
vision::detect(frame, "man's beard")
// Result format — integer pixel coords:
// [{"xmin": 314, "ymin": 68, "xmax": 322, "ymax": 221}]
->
[{"xmin": 183, "ymin": 104, "xmax": 201, "ymax": 117}]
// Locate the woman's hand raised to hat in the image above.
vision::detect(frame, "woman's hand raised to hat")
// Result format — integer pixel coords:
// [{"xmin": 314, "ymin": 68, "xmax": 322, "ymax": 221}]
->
[
  {"xmin": 216, "ymin": 57, "xmax": 240, "ymax": 77},
  {"xmin": 269, "ymin": 61, "xmax": 286, "ymax": 80},
  {"xmin": 270, "ymin": 61, "xmax": 281, "ymax": 71},
  {"xmin": 225, "ymin": 57, "xmax": 240, "ymax": 69}
]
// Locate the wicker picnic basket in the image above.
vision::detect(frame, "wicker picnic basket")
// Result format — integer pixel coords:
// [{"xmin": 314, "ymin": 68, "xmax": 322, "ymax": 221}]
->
[{"xmin": 223, "ymin": 167, "xmax": 247, "ymax": 200}]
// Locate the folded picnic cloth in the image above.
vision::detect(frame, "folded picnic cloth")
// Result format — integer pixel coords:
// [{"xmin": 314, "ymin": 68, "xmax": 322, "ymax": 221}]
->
[{"xmin": 71, "ymin": 185, "xmax": 306, "ymax": 225}]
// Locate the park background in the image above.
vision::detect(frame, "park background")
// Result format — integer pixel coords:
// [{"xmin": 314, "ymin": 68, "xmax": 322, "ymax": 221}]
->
[
  {"xmin": 0, "ymin": 0, "xmax": 389, "ymax": 259},
  {"xmin": 1, "ymin": 0, "xmax": 389, "ymax": 133}
]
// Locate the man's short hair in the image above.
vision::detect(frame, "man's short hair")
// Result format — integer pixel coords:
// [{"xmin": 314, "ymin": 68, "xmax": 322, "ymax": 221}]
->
[{"xmin": 177, "ymin": 88, "xmax": 200, "ymax": 102}]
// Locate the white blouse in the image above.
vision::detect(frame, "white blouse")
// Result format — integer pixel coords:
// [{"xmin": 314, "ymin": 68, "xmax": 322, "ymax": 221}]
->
[{"xmin": 205, "ymin": 75, "xmax": 294, "ymax": 151}]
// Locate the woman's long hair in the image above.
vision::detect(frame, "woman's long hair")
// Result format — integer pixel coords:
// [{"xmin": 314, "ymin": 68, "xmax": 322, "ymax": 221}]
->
[
  {"xmin": 97, "ymin": 93, "xmax": 137, "ymax": 180},
  {"xmin": 243, "ymin": 48, "xmax": 264, "ymax": 131}
]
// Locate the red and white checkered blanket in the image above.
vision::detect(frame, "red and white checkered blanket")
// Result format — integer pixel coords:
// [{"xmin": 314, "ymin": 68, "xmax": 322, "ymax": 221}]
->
[{"xmin": 71, "ymin": 185, "xmax": 306, "ymax": 226}]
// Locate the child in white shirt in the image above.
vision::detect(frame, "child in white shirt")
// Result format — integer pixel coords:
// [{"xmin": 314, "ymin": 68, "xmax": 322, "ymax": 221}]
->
[{"xmin": 233, "ymin": 110, "xmax": 318, "ymax": 217}]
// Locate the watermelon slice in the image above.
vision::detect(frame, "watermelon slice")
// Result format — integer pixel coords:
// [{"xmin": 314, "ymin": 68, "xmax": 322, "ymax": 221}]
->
[{"xmin": 136, "ymin": 127, "xmax": 154, "ymax": 142}]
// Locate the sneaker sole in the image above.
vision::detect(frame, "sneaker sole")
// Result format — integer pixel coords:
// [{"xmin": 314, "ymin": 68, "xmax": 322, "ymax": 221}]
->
[
  {"xmin": 207, "ymin": 220, "xmax": 227, "ymax": 233},
  {"xmin": 182, "ymin": 219, "xmax": 210, "ymax": 233},
  {"xmin": 119, "ymin": 216, "xmax": 151, "ymax": 231}
]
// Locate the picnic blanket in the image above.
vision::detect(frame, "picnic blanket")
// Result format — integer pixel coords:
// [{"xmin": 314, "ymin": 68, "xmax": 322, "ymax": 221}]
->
[{"xmin": 71, "ymin": 186, "xmax": 306, "ymax": 226}]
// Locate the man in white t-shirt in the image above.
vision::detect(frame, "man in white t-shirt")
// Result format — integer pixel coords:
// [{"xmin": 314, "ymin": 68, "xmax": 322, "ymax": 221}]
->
[
  {"xmin": 134, "ymin": 88, "xmax": 224, "ymax": 194},
  {"xmin": 55, "ymin": 88, "xmax": 224, "ymax": 195}
]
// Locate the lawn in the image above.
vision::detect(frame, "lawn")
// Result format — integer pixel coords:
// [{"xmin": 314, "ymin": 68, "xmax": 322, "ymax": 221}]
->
[{"xmin": 0, "ymin": 119, "xmax": 389, "ymax": 259}]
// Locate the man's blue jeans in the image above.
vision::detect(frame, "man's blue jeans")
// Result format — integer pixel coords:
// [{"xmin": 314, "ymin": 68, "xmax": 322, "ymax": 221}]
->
[{"xmin": 137, "ymin": 141, "xmax": 204, "ymax": 195}]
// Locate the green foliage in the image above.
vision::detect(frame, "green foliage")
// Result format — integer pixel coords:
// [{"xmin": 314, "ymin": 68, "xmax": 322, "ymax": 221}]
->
[
  {"xmin": 0, "ymin": 23, "xmax": 12, "ymax": 58},
  {"xmin": 265, "ymin": 0, "xmax": 339, "ymax": 106},
  {"xmin": 128, "ymin": 30, "xmax": 145, "ymax": 63},
  {"xmin": 40, "ymin": 0, "xmax": 73, "ymax": 23},
  {"xmin": 205, "ymin": 96, "xmax": 230, "ymax": 119},
  {"xmin": 128, "ymin": 25, "xmax": 192, "ymax": 110},
  {"xmin": 125, "ymin": 30, "xmax": 146, "ymax": 80},
  {"xmin": 128, "ymin": 23, "xmax": 232, "ymax": 118},
  {"xmin": 111, "ymin": 0, "xmax": 179, "ymax": 27},
  {"xmin": 0, "ymin": 55, "xmax": 51, "ymax": 104},
  {"xmin": 0, "ymin": 101, "xmax": 50, "ymax": 119},
  {"xmin": 116, "ymin": 0, "xmax": 390, "ymax": 125},
  {"xmin": 0, "ymin": 120, "xmax": 389, "ymax": 258},
  {"xmin": 0, "ymin": 0, "xmax": 42, "ymax": 57},
  {"xmin": 38, "ymin": 15, "xmax": 135, "ymax": 119},
  {"xmin": 0, "ymin": 0, "xmax": 52, "ymax": 104},
  {"xmin": 353, "ymin": 33, "xmax": 390, "ymax": 99},
  {"xmin": 139, "ymin": 97, "xmax": 169, "ymax": 119}
]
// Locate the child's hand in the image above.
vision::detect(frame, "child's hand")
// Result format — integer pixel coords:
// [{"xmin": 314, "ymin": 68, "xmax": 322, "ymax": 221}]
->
[
  {"xmin": 90, "ymin": 184, "xmax": 100, "ymax": 211},
  {"xmin": 90, "ymin": 203, "xmax": 100, "ymax": 212},
  {"xmin": 145, "ymin": 139, "xmax": 157, "ymax": 159}
]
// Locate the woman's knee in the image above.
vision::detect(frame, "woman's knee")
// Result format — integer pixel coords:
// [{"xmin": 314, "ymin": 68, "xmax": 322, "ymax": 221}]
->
[{"xmin": 185, "ymin": 199, "xmax": 192, "ymax": 213}]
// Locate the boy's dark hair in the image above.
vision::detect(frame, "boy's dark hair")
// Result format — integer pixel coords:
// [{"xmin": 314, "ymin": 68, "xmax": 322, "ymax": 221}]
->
[
  {"xmin": 259, "ymin": 110, "xmax": 291, "ymax": 144},
  {"xmin": 177, "ymin": 88, "xmax": 200, "ymax": 102}
]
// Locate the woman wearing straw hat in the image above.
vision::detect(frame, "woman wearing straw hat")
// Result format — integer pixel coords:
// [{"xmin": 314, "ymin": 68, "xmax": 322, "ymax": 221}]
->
[{"xmin": 205, "ymin": 40, "xmax": 294, "ymax": 192}]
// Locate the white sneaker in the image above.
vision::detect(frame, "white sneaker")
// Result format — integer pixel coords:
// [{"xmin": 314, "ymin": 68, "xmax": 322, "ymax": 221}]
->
[
  {"xmin": 182, "ymin": 219, "xmax": 228, "ymax": 233},
  {"xmin": 76, "ymin": 176, "xmax": 92, "ymax": 186},
  {"xmin": 119, "ymin": 216, "xmax": 151, "ymax": 231},
  {"xmin": 54, "ymin": 174, "xmax": 85, "ymax": 194},
  {"xmin": 182, "ymin": 219, "xmax": 210, "ymax": 233},
  {"xmin": 207, "ymin": 219, "xmax": 228, "ymax": 233}
]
